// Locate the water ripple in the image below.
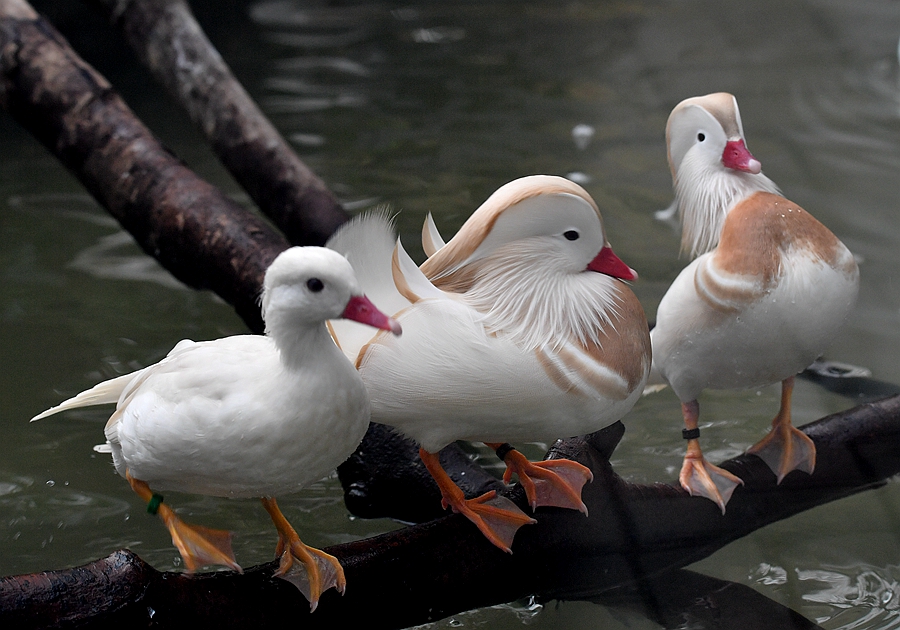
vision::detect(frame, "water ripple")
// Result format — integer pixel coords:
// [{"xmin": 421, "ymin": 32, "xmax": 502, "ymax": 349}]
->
[{"xmin": 756, "ymin": 563, "xmax": 900, "ymax": 629}]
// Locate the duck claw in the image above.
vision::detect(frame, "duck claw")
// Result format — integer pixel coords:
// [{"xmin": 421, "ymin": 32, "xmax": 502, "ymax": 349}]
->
[
  {"xmin": 502, "ymin": 456, "xmax": 592, "ymax": 514},
  {"xmin": 453, "ymin": 491, "xmax": 536, "ymax": 553},
  {"xmin": 680, "ymin": 455, "xmax": 743, "ymax": 514},
  {"xmin": 747, "ymin": 423, "xmax": 816, "ymax": 483}
]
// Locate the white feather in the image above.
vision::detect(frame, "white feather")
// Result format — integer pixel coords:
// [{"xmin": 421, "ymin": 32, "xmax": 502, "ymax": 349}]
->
[
  {"xmin": 31, "ymin": 370, "xmax": 148, "ymax": 422},
  {"xmin": 393, "ymin": 237, "xmax": 445, "ymax": 301},
  {"xmin": 675, "ymin": 152, "xmax": 780, "ymax": 258},
  {"xmin": 421, "ymin": 212, "xmax": 446, "ymax": 257},
  {"xmin": 326, "ymin": 212, "xmax": 413, "ymax": 361}
]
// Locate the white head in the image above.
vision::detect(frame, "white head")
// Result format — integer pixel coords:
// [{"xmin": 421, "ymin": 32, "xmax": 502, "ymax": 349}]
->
[
  {"xmin": 261, "ymin": 247, "xmax": 401, "ymax": 339},
  {"xmin": 420, "ymin": 175, "xmax": 638, "ymax": 350},
  {"xmin": 421, "ymin": 175, "xmax": 636, "ymax": 285},
  {"xmin": 666, "ymin": 92, "xmax": 780, "ymax": 257}
]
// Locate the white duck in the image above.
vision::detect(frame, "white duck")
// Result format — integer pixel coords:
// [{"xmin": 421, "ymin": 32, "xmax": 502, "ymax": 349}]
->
[
  {"xmin": 651, "ymin": 93, "xmax": 859, "ymax": 512},
  {"xmin": 328, "ymin": 175, "xmax": 651, "ymax": 552},
  {"xmin": 31, "ymin": 246, "xmax": 401, "ymax": 611}
]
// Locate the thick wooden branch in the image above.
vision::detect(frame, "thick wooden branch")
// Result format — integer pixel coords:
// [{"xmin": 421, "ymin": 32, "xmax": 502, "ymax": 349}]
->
[
  {"xmin": 85, "ymin": 0, "xmax": 349, "ymax": 246},
  {"xmin": 3, "ymin": 396, "xmax": 898, "ymax": 628},
  {"xmin": 0, "ymin": 0, "xmax": 290, "ymax": 332}
]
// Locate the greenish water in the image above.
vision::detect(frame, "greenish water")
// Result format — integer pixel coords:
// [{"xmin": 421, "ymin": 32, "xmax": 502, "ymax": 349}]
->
[{"xmin": 3, "ymin": 0, "xmax": 900, "ymax": 628}]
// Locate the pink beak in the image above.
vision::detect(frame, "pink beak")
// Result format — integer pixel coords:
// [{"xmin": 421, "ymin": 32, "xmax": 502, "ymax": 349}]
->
[
  {"xmin": 341, "ymin": 295, "xmax": 402, "ymax": 335},
  {"xmin": 587, "ymin": 245, "xmax": 638, "ymax": 281},
  {"xmin": 722, "ymin": 139, "xmax": 762, "ymax": 174}
]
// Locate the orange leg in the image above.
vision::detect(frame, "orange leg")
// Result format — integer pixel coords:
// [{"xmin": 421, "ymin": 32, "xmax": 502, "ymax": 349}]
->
[
  {"xmin": 419, "ymin": 448, "xmax": 535, "ymax": 553},
  {"xmin": 125, "ymin": 470, "xmax": 241, "ymax": 573},
  {"xmin": 746, "ymin": 376, "xmax": 816, "ymax": 482},
  {"xmin": 261, "ymin": 497, "xmax": 345, "ymax": 612},
  {"xmin": 678, "ymin": 400, "xmax": 743, "ymax": 514},
  {"xmin": 484, "ymin": 443, "xmax": 592, "ymax": 514}
]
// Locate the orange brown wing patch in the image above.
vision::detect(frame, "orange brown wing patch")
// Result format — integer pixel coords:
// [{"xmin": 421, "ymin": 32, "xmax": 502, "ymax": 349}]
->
[
  {"xmin": 537, "ymin": 284, "xmax": 650, "ymax": 398},
  {"xmin": 577, "ymin": 284, "xmax": 651, "ymax": 392}
]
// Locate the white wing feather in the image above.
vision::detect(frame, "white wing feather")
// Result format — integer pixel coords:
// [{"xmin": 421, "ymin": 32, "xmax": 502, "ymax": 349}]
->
[
  {"xmin": 30, "ymin": 371, "xmax": 144, "ymax": 421},
  {"xmin": 393, "ymin": 237, "xmax": 446, "ymax": 301},
  {"xmin": 30, "ymin": 339, "xmax": 197, "ymax": 422}
]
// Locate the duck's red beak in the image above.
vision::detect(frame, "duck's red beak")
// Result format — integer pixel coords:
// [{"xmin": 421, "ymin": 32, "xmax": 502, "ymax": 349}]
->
[
  {"xmin": 342, "ymin": 295, "xmax": 402, "ymax": 335},
  {"xmin": 587, "ymin": 245, "xmax": 638, "ymax": 281},
  {"xmin": 722, "ymin": 139, "xmax": 762, "ymax": 174}
]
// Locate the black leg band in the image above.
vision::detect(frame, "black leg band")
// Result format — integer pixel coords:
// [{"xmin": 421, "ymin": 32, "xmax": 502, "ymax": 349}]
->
[
  {"xmin": 682, "ymin": 428, "xmax": 701, "ymax": 440},
  {"xmin": 494, "ymin": 443, "xmax": 516, "ymax": 461}
]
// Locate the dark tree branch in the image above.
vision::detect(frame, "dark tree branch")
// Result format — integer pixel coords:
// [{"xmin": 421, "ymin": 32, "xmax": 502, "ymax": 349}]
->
[
  {"xmin": 0, "ymin": 0, "xmax": 290, "ymax": 332},
  {"xmin": 85, "ymin": 0, "xmax": 349, "ymax": 246},
  {"xmin": 338, "ymin": 422, "xmax": 506, "ymax": 523},
  {"xmin": 3, "ymin": 397, "xmax": 900, "ymax": 629}
]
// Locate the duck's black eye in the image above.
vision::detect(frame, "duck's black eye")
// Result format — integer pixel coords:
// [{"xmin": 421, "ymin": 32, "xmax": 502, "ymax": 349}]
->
[
  {"xmin": 306, "ymin": 278, "xmax": 324, "ymax": 292},
  {"xmin": 697, "ymin": 132, "xmax": 706, "ymax": 142},
  {"xmin": 563, "ymin": 230, "xmax": 580, "ymax": 241}
]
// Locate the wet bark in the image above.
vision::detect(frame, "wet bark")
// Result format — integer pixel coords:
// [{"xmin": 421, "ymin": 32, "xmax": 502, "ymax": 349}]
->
[
  {"xmin": 0, "ymin": 0, "xmax": 290, "ymax": 332},
  {"xmin": 85, "ymin": 0, "xmax": 349, "ymax": 246}
]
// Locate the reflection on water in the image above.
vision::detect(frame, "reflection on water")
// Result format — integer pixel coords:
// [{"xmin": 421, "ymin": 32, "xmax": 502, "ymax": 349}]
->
[
  {"xmin": 754, "ymin": 562, "xmax": 900, "ymax": 630},
  {"xmin": 3, "ymin": 0, "xmax": 900, "ymax": 628},
  {"xmin": 69, "ymin": 231, "xmax": 189, "ymax": 290}
]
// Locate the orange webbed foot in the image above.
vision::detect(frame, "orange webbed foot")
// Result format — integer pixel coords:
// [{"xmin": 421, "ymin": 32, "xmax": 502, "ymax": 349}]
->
[
  {"xmin": 450, "ymin": 490, "xmax": 536, "ymax": 553},
  {"xmin": 262, "ymin": 497, "xmax": 345, "ymax": 612},
  {"xmin": 491, "ymin": 444, "xmax": 592, "ymax": 514},
  {"xmin": 677, "ymin": 400, "xmax": 743, "ymax": 514},
  {"xmin": 274, "ymin": 539, "xmax": 346, "ymax": 612},
  {"xmin": 419, "ymin": 448, "xmax": 535, "ymax": 553},
  {"xmin": 163, "ymin": 513, "xmax": 242, "ymax": 573},
  {"xmin": 126, "ymin": 471, "xmax": 241, "ymax": 573},
  {"xmin": 679, "ymin": 451, "xmax": 743, "ymax": 514},
  {"xmin": 746, "ymin": 376, "xmax": 816, "ymax": 483},
  {"xmin": 746, "ymin": 422, "xmax": 816, "ymax": 483}
]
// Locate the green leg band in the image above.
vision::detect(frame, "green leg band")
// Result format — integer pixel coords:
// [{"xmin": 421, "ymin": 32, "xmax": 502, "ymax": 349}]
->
[{"xmin": 147, "ymin": 493, "xmax": 164, "ymax": 515}]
